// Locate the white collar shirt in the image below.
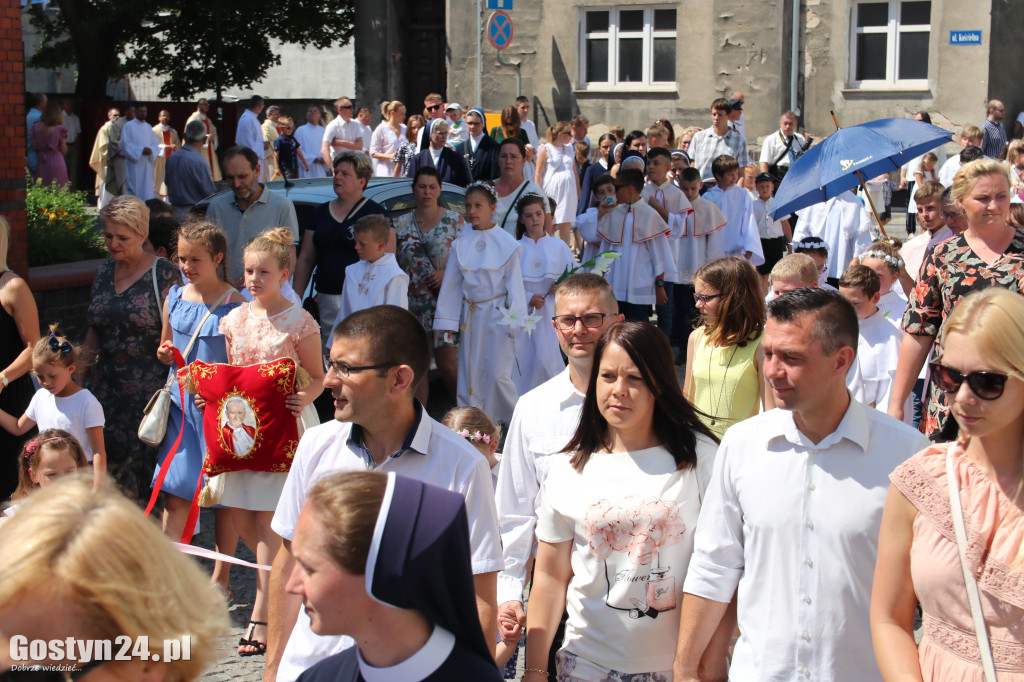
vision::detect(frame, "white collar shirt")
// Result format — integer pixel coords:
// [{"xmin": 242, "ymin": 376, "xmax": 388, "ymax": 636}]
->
[
  {"xmin": 684, "ymin": 401, "xmax": 929, "ymax": 682},
  {"xmin": 271, "ymin": 413, "xmax": 503, "ymax": 682},
  {"xmin": 495, "ymin": 367, "xmax": 585, "ymax": 604},
  {"xmin": 758, "ymin": 128, "xmax": 807, "ymax": 168}
]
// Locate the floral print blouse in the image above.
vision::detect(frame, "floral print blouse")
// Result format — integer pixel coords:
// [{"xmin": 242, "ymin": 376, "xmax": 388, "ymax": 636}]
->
[{"xmin": 394, "ymin": 209, "xmax": 465, "ymax": 332}]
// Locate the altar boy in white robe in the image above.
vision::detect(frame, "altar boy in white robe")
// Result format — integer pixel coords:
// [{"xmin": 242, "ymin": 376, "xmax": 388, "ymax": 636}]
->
[
  {"xmin": 702, "ymin": 154, "xmax": 764, "ymax": 268},
  {"xmin": 336, "ymin": 215, "xmax": 409, "ymax": 329},
  {"xmin": 793, "ymin": 190, "xmax": 874, "ymax": 280},
  {"xmin": 838, "ymin": 264, "xmax": 912, "ymax": 424},
  {"xmin": 576, "ymin": 168, "xmax": 672, "ymax": 322},
  {"xmin": 643, "ymin": 146, "xmax": 694, "ymax": 339}
]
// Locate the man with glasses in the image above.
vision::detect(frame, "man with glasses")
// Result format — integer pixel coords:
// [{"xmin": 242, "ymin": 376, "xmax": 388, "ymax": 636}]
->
[
  {"xmin": 455, "ymin": 107, "xmax": 500, "ymax": 181},
  {"xmin": 321, "ymin": 97, "xmax": 363, "ymax": 168},
  {"xmin": 675, "ymin": 287, "xmax": 928, "ymax": 682},
  {"xmin": 495, "ymin": 274, "xmax": 623, "ymax": 679},
  {"xmin": 266, "ymin": 305, "xmax": 501, "ymax": 682},
  {"xmin": 981, "ymin": 99, "xmax": 1008, "ymax": 160}
]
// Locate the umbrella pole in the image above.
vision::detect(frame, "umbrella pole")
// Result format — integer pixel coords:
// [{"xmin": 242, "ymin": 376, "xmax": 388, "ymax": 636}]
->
[{"xmin": 830, "ymin": 110, "xmax": 889, "ymax": 240}]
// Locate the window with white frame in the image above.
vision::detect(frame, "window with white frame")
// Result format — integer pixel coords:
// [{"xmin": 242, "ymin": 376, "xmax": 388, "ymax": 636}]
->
[
  {"xmin": 578, "ymin": 6, "xmax": 676, "ymax": 90},
  {"xmin": 849, "ymin": 1, "xmax": 931, "ymax": 88}
]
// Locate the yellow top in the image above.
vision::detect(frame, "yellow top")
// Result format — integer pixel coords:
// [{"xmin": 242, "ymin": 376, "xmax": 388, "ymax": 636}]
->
[{"xmin": 691, "ymin": 327, "xmax": 762, "ymax": 439}]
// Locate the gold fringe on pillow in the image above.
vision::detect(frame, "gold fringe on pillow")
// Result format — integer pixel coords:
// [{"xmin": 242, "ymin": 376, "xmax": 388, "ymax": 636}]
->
[
  {"xmin": 198, "ymin": 472, "xmax": 224, "ymax": 507},
  {"xmin": 180, "ymin": 367, "xmax": 198, "ymax": 394},
  {"xmin": 293, "ymin": 365, "xmax": 311, "ymax": 391}
]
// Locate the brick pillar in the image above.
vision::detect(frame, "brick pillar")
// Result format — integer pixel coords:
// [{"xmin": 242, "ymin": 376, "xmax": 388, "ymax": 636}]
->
[{"xmin": 0, "ymin": 0, "xmax": 26, "ymax": 277}]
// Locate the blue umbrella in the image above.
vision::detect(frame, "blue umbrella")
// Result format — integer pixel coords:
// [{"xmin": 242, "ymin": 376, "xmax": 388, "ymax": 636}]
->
[{"xmin": 770, "ymin": 116, "xmax": 953, "ymax": 224}]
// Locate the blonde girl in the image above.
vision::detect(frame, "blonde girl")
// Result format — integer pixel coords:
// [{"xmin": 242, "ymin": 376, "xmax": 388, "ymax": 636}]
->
[
  {"xmin": 216, "ymin": 226, "xmax": 324, "ymax": 656},
  {"xmin": 684, "ymin": 256, "xmax": 774, "ymax": 439},
  {"xmin": 535, "ymin": 121, "xmax": 580, "ymax": 246},
  {"xmin": 0, "ymin": 326, "xmax": 105, "ymax": 489}
]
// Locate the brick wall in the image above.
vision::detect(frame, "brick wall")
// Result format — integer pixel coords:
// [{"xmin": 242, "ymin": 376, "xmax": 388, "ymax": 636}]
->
[{"xmin": 0, "ymin": 0, "xmax": 26, "ymax": 277}]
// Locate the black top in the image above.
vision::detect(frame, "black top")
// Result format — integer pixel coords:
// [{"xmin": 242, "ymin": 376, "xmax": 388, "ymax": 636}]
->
[
  {"xmin": 407, "ymin": 148, "xmax": 471, "ymax": 188},
  {"xmin": 295, "ymin": 638, "xmax": 502, "ymax": 682},
  {"xmin": 454, "ymin": 134, "xmax": 500, "ymax": 182},
  {"xmin": 307, "ymin": 199, "xmax": 387, "ymax": 294},
  {"xmin": 0, "ymin": 275, "xmax": 34, "ymax": 499},
  {"xmin": 577, "ymin": 160, "xmax": 610, "ymax": 215}
]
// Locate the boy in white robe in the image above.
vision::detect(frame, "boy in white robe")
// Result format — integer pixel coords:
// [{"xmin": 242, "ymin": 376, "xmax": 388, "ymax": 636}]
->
[
  {"xmin": 838, "ymin": 265, "xmax": 912, "ymax": 424},
  {"xmin": 576, "ymin": 169, "xmax": 671, "ymax": 322},
  {"xmin": 702, "ymin": 154, "xmax": 764, "ymax": 268},
  {"xmin": 793, "ymin": 191, "xmax": 874, "ymax": 280},
  {"xmin": 643, "ymin": 147, "xmax": 694, "ymax": 340},
  {"xmin": 336, "ymin": 215, "xmax": 409, "ymax": 329}
]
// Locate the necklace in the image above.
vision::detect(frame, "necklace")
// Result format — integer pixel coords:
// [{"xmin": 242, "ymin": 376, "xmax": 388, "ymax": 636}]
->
[{"xmin": 706, "ymin": 341, "xmax": 739, "ymax": 426}]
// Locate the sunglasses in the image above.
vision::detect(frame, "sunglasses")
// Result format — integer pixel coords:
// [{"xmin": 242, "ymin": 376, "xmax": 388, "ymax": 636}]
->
[
  {"xmin": 426, "ymin": 103, "xmax": 443, "ymax": 112},
  {"xmin": 338, "ymin": 104, "xmax": 353, "ymax": 110},
  {"xmin": 929, "ymin": 361, "xmax": 1009, "ymax": 400}
]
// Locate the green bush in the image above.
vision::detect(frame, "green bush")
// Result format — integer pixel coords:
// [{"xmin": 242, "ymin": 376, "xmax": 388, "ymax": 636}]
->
[{"xmin": 26, "ymin": 177, "xmax": 107, "ymax": 267}]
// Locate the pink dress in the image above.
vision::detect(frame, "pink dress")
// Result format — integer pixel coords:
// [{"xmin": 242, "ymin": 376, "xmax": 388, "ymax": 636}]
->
[
  {"xmin": 216, "ymin": 302, "xmax": 320, "ymax": 511},
  {"xmin": 31, "ymin": 123, "xmax": 68, "ymax": 187},
  {"xmin": 890, "ymin": 441, "xmax": 1024, "ymax": 681}
]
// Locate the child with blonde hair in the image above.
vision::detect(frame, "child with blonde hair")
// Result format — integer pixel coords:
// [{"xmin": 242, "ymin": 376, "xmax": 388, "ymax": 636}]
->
[
  {"xmin": 273, "ymin": 116, "xmax": 308, "ymax": 179},
  {"xmin": 216, "ymin": 226, "xmax": 324, "ymax": 656},
  {"xmin": 0, "ymin": 326, "xmax": 104, "ymax": 489}
]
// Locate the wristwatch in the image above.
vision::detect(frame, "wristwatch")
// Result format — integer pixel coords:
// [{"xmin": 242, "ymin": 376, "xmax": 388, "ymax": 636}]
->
[
  {"xmin": 0, "ymin": 373, "xmax": 9, "ymax": 387},
  {"xmin": 655, "ymin": 279, "xmax": 666, "ymax": 288}
]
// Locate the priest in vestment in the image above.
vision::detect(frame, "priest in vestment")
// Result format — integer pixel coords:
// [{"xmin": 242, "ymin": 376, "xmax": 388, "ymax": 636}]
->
[
  {"xmin": 101, "ymin": 104, "xmax": 132, "ymax": 208},
  {"xmin": 186, "ymin": 98, "xmax": 222, "ymax": 182},
  {"xmin": 152, "ymin": 110, "xmax": 181, "ymax": 199},
  {"xmin": 122, "ymin": 105, "xmax": 159, "ymax": 201},
  {"xmin": 89, "ymin": 107, "xmax": 119, "ymax": 198}
]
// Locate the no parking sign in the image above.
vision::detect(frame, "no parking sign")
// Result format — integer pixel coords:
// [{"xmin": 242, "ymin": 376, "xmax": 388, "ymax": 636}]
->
[{"xmin": 487, "ymin": 11, "xmax": 513, "ymax": 50}]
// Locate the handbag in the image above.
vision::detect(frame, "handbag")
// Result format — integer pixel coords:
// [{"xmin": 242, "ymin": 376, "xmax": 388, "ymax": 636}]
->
[
  {"xmin": 946, "ymin": 446, "xmax": 999, "ymax": 682},
  {"xmin": 137, "ymin": 288, "xmax": 233, "ymax": 446}
]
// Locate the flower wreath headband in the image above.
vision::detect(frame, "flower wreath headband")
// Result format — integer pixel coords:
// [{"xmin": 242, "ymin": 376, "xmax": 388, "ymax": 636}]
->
[
  {"xmin": 455, "ymin": 428, "xmax": 493, "ymax": 445},
  {"xmin": 24, "ymin": 436, "xmax": 66, "ymax": 458},
  {"xmin": 466, "ymin": 181, "xmax": 499, "ymax": 201},
  {"xmin": 792, "ymin": 239, "xmax": 829, "ymax": 253},
  {"xmin": 860, "ymin": 250, "xmax": 904, "ymax": 269}
]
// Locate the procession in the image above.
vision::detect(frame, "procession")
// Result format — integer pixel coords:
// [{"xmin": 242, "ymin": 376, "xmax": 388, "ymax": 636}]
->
[{"xmin": 1, "ymin": 4, "xmax": 1024, "ymax": 681}]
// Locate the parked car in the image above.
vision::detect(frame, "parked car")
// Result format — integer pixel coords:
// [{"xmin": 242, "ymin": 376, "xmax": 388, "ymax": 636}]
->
[{"xmin": 191, "ymin": 177, "xmax": 466, "ymax": 240}]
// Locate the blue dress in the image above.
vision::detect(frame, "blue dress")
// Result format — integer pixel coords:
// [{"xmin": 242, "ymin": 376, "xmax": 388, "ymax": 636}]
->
[{"xmin": 152, "ymin": 285, "xmax": 240, "ymax": 500}]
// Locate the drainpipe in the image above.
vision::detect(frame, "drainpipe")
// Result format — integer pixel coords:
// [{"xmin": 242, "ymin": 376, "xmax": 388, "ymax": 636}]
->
[
  {"xmin": 477, "ymin": 0, "xmax": 482, "ymax": 107},
  {"xmin": 791, "ymin": 0, "xmax": 801, "ymax": 115},
  {"xmin": 496, "ymin": 48, "xmax": 522, "ymax": 98}
]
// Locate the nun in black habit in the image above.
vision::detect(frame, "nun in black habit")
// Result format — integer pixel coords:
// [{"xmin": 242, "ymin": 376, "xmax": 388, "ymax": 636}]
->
[{"xmin": 290, "ymin": 470, "xmax": 501, "ymax": 682}]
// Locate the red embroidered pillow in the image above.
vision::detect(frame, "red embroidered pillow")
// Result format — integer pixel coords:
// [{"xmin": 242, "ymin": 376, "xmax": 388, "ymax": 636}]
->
[{"xmin": 184, "ymin": 358, "xmax": 300, "ymax": 475}]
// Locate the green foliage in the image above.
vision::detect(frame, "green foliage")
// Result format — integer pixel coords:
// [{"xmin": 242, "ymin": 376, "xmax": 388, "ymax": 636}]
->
[
  {"xmin": 26, "ymin": 178, "xmax": 107, "ymax": 267},
  {"xmin": 26, "ymin": 0, "xmax": 355, "ymax": 99}
]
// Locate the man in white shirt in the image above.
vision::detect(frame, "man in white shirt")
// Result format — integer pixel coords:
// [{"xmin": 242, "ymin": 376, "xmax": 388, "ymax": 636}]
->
[
  {"xmin": 321, "ymin": 97, "xmax": 363, "ymax": 167},
  {"xmin": 937, "ymin": 125, "xmax": 984, "ymax": 187},
  {"xmin": 355, "ymin": 106, "xmax": 374, "ymax": 154},
  {"xmin": 674, "ymin": 287, "xmax": 929, "ymax": 682},
  {"xmin": 235, "ymin": 95, "xmax": 266, "ymax": 170},
  {"xmin": 121, "ymin": 104, "xmax": 159, "ymax": 201},
  {"xmin": 496, "ymin": 274, "xmax": 623, "ymax": 631},
  {"xmin": 758, "ymin": 111, "xmax": 808, "ymax": 180},
  {"xmin": 265, "ymin": 306, "xmax": 502, "ymax": 682},
  {"xmin": 294, "ymin": 106, "xmax": 329, "ymax": 179}
]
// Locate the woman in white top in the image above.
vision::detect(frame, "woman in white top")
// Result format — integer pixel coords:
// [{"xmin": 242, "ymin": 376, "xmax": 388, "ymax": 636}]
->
[
  {"xmin": 535, "ymin": 121, "xmax": 580, "ymax": 247},
  {"xmin": 369, "ymin": 100, "xmax": 407, "ymax": 177},
  {"xmin": 524, "ymin": 321, "xmax": 731, "ymax": 682}
]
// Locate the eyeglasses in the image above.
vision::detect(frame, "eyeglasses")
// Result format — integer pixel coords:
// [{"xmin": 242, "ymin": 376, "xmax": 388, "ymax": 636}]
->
[
  {"xmin": 552, "ymin": 313, "xmax": 610, "ymax": 330},
  {"xmin": 693, "ymin": 293, "xmax": 722, "ymax": 305},
  {"xmin": 929, "ymin": 361, "xmax": 1009, "ymax": 400},
  {"xmin": 2, "ymin": 659, "xmax": 105, "ymax": 681},
  {"xmin": 281, "ymin": 126, "xmax": 293, "ymax": 130},
  {"xmin": 325, "ymin": 359, "xmax": 399, "ymax": 377},
  {"xmin": 816, "ymin": 265, "xmax": 827, "ymax": 274},
  {"xmin": 426, "ymin": 103, "xmax": 443, "ymax": 111}
]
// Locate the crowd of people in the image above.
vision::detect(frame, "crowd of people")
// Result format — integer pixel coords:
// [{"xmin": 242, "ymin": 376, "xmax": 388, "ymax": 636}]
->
[{"xmin": 4, "ymin": 89, "xmax": 1024, "ymax": 682}]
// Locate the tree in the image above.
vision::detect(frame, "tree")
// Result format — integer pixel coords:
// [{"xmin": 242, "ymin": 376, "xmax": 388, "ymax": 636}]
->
[{"xmin": 25, "ymin": 0, "xmax": 355, "ymax": 99}]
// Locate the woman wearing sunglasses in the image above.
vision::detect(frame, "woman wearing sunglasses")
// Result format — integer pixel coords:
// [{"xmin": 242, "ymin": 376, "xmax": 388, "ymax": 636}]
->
[{"xmin": 872, "ymin": 286, "xmax": 1024, "ymax": 682}]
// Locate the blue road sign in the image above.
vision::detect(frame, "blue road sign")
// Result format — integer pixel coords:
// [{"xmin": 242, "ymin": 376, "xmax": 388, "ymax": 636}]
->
[
  {"xmin": 950, "ymin": 30, "xmax": 982, "ymax": 45},
  {"xmin": 487, "ymin": 11, "xmax": 514, "ymax": 50},
  {"xmin": 487, "ymin": 0, "xmax": 513, "ymax": 10}
]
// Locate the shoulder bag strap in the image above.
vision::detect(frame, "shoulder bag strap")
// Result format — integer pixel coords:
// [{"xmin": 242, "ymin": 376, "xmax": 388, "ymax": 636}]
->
[
  {"xmin": 946, "ymin": 447, "xmax": 999, "ymax": 682},
  {"xmin": 161, "ymin": 288, "xmax": 234, "ymax": 389},
  {"xmin": 500, "ymin": 182, "xmax": 530, "ymax": 231},
  {"xmin": 771, "ymin": 131, "xmax": 796, "ymax": 168},
  {"xmin": 150, "ymin": 258, "xmax": 161, "ymax": 313}
]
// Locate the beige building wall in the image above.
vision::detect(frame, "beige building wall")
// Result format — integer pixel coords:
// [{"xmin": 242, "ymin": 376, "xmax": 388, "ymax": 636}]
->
[{"xmin": 447, "ymin": 0, "xmax": 994, "ymax": 154}]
